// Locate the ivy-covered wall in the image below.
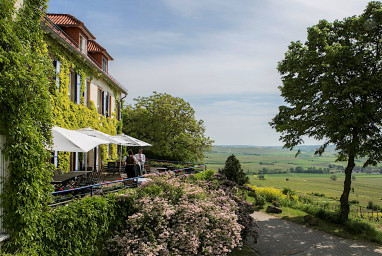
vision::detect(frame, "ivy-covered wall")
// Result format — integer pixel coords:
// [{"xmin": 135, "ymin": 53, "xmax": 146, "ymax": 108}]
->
[
  {"xmin": 45, "ymin": 30, "xmax": 123, "ymax": 171},
  {"xmin": 0, "ymin": 0, "xmax": 54, "ymax": 250},
  {"xmin": 0, "ymin": 1, "xmax": 124, "ymax": 251}
]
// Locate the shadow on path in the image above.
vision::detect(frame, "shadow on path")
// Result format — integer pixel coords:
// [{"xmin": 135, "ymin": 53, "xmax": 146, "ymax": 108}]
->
[{"xmin": 251, "ymin": 211, "xmax": 382, "ymax": 256}]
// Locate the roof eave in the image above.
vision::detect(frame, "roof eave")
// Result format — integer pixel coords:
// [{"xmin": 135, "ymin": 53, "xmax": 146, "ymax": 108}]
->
[{"xmin": 42, "ymin": 19, "xmax": 128, "ymax": 94}]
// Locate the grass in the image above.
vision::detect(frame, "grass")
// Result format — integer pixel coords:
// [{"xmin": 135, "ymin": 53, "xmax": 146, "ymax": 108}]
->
[
  {"xmin": 205, "ymin": 146, "xmax": 382, "ymax": 208},
  {"xmin": 249, "ymin": 173, "xmax": 382, "ymax": 208},
  {"xmin": 205, "ymin": 145, "xmax": 347, "ymax": 171}
]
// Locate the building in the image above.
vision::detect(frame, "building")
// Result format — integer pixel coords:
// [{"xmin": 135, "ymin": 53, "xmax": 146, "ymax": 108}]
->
[
  {"xmin": 0, "ymin": 2, "xmax": 128, "ymax": 240},
  {"xmin": 42, "ymin": 13, "xmax": 128, "ymax": 172}
]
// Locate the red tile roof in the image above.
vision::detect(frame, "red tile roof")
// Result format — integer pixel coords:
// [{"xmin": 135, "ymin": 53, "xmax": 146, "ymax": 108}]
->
[
  {"xmin": 42, "ymin": 15, "xmax": 127, "ymax": 94},
  {"xmin": 47, "ymin": 13, "xmax": 96, "ymax": 40},
  {"xmin": 88, "ymin": 40, "xmax": 113, "ymax": 60},
  {"xmin": 47, "ymin": 13, "xmax": 81, "ymax": 25}
]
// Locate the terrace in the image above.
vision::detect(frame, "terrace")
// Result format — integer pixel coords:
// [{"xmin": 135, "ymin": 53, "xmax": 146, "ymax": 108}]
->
[{"xmin": 50, "ymin": 159, "xmax": 206, "ymax": 207}]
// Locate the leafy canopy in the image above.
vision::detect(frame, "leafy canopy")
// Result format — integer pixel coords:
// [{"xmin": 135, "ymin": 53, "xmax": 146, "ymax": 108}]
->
[
  {"xmin": 271, "ymin": 1, "xmax": 382, "ymax": 166},
  {"xmin": 270, "ymin": 1, "xmax": 382, "ymax": 222},
  {"xmin": 122, "ymin": 92, "xmax": 213, "ymax": 162}
]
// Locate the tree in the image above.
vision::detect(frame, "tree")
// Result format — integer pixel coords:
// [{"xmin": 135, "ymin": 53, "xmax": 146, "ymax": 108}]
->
[
  {"xmin": 122, "ymin": 92, "xmax": 214, "ymax": 162},
  {"xmin": 330, "ymin": 175, "xmax": 337, "ymax": 181},
  {"xmin": 219, "ymin": 154, "xmax": 249, "ymax": 185},
  {"xmin": 270, "ymin": 2, "xmax": 382, "ymax": 223}
]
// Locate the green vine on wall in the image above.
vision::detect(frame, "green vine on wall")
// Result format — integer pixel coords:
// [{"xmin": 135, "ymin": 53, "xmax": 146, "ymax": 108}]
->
[
  {"xmin": 0, "ymin": 1, "xmax": 122, "ymax": 251},
  {"xmin": 46, "ymin": 34, "xmax": 121, "ymax": 171},
  {"xmin": 0, "ymin": 0, "xmax": 54, "ymax": 251}
]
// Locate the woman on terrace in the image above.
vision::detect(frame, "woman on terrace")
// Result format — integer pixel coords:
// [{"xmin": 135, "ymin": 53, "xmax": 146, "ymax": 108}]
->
[{"xmin": 124, "ymin": 150, "xmax": 138, "ymax": 178}]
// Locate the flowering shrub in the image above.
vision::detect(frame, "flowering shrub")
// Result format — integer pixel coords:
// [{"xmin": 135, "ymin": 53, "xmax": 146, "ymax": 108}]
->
[
  {"xmin": 252, "ymin": 185, "xmax": 300, "ymax": 204},
  {"xmin": 203, "ymin": 173, "xmax": 258, "ymax": 242},
  {"xmin": 108, "ymin": 172, "xmax": 243, "ymax": 255}
]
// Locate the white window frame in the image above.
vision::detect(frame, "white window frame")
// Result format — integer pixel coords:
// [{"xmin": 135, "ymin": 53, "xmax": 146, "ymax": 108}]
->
[
  {"xmin": 79, "ymin": 34, "xmax": 87, "ymax": 54},
  {"xmin": 102, "ymin": 57, "xmax": 107, "ymax": 72}
]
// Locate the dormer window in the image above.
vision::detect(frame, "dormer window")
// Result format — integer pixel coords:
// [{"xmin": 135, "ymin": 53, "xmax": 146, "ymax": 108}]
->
[
  {"xmin": 102, "ymin": 57, "xmax": 107, "ymax": 72},
  {"xmin": 79, "ymin": 34, "xmax": 87, "ymax": 53}
]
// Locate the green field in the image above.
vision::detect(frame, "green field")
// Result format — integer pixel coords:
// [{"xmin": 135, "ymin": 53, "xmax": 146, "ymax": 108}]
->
[
  {"xmin": 204, "ymin": 145, "xmax": 349, "ymax": 172},
  {"xmin": 204, "ymin": 146, "xmax": 382, "ymax": 208},
  {"xmin": 249, "ymin": 173, "xmax": 382, "ymax": 208}
]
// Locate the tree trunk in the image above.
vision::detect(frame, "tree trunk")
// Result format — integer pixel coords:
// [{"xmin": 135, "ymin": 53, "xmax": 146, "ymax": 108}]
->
[{"xmin": 339, "ymin": 154, "xmax": 355, "ymax": 223}]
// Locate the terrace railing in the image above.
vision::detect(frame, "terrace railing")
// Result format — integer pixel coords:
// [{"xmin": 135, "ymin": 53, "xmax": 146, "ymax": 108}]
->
[{"xmin": 50, "ymin": 163, "xmax": 206, "ymax": 207}]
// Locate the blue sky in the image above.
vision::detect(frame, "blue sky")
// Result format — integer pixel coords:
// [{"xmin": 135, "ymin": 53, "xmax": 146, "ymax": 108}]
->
[{"xmin": 47, "ymin": 0, "xmax": 371, "ymax": 146}]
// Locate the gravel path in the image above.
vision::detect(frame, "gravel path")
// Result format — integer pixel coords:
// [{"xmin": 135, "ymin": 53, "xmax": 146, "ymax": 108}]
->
[{"xmin": 251, "ymin": 211, "xmax": 382, "ymax": 256}]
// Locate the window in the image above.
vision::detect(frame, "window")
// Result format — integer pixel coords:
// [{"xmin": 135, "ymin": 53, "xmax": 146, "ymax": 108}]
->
[
  {"xmin": 79, "ymin": 34, "xmax": 87, "ymax": 53},
  {"xmin": 69, "ymin": 72, "xmax": 80, "ymax": 104},
  {"xmin": 53, "ymin": 60, "xmax": 61, "ymax": 89},
  {"xmin": 102, "ymin": 57, "xmax": 107, "ymax": 72},
  {"xmin": 97, "ymin": 88, "xmax": 103, "ymax": 114}
]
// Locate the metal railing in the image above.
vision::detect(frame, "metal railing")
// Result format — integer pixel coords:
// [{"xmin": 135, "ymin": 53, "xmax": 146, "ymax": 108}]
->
[{"xmin": 50, "ymin": 164, "xmax": 206, "ymax": 207}]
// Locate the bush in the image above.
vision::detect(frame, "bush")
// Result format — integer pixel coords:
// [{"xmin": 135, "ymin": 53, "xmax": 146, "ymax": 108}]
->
[
  {"xmin": 1, "ymin": 194, "xmax": 126, "ymax": 255},
  {"xmin": 257, "ymin": 174, "xmax": 265, "ymax": 180},
  {"xmin": 349, "ymin": 200, "xmax": 359, "ymax": 205},
  {"xmin": 108, "ymin": 173, "xmax": 248, "ymax": 255},
  {"xmin": 345, "ymin": 219, "xmax": 382, "ymax": 243},
  {"xmin": 367, "ymin": 201, "xmax": 382, "ymax": 211},
  {"xmin": 282, "ymin": 187, "xmax": 296, "ymax": 197},
  {"xmin": 219, "ymin": 154, "xmax": 249, "ymax": 185},
  {"xmin": 255, "ymin": 194, "xmax": 266, "ymax": 208},
  {"xmin": 192, "ymin": 168, "xmax": 216, "ymax": 181}
]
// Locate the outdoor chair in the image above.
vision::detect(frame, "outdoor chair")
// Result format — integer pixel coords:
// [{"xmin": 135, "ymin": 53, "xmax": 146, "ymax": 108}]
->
[
  {"xmin": 78, "ymin": 172, "xmax": 93, "ymax": 186},
  {"xmin": 107, "ymin": 162, "xmax": 116, "ymax": 168},
  {"xmin": 90, "ymin": 169, "xmax": 104, "ymax": 185}
]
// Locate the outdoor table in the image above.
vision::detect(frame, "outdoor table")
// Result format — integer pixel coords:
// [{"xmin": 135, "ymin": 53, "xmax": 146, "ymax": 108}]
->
[{"xmin": 52, "ymin": 171, "xmax": 91, "ymax": 190}]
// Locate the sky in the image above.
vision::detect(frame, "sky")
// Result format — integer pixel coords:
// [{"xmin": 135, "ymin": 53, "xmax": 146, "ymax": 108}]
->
[{"xmin": 47, "ymin": 0, "xmax": 372, "ymax": 146}]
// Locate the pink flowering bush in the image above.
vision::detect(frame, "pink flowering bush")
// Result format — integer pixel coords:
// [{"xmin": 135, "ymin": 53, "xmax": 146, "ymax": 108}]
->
[{"xmin": 107, "ymin": 172, "xmax": 243, "ymax": 255}]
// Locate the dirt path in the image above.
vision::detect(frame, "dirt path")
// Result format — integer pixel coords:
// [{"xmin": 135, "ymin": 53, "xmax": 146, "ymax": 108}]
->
[{"xmin": 251, "ymin": 211, "xmax": 382, "ymax": 256}]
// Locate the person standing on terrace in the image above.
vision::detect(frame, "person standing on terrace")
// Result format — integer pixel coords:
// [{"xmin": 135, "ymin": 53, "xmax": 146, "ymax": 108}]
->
[
  {"xmin": 135, "ymin": 148, "xmax": 146, "ymax": 175},
  {"xmin": 124, "ymin": 150, "xmax": 138, "ymax": 178}
]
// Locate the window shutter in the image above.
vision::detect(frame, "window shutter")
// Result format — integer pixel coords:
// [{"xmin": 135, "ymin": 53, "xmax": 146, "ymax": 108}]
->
[
  {"xmin": 84, "ymin": 78, "xmax": 87, "ymax": 107},
  {"xmin": 102, "ymin": 91, "xmax": 105, "ymax": 115},
  {"xmin": 118, "ymin": 101, "xmax": 121, "ymax": 120},
  {"xmin": 106, "ymin": 93, "xmax": 110, "ymax": 117},
  {"xmin": 75, "ymin": 74, "xmax": 81, "ymax": 104}
]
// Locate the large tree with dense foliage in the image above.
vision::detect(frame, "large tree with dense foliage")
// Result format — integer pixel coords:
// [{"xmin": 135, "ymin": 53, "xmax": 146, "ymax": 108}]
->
[
  {"xmin": 0, "ymin": 0, "xmax": 53, "ymax": 250},
  {"xmin": 122, "ymin": 92, "xmax": 213, "ymax": 162},
  {"xmin": 270, "ymin": 2, "xmax": 382, "ymax": 223},
  {"xmin": 219, "ymin": 154, "xmax": 249, "ymax": 185}
]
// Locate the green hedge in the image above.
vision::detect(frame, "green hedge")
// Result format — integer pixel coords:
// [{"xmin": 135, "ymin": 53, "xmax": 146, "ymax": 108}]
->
[{"xmin": 3, "ymin": 193, "xmax": 134, "ymax": 255}]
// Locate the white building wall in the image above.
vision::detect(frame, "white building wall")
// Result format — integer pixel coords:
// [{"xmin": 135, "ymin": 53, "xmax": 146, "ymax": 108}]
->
[{"xmin": 90, "ymin": 77, "xmax": 117, "ymax": 115}]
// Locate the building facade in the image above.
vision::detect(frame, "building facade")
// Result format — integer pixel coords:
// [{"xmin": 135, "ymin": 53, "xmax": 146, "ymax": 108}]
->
[
  {"xmin": 42, "ymin": 13, "xmax": 127, "ymax": 172},
  {"xmin": 0, "ymin": 3, "xmax": 127, "ymax": 236}
]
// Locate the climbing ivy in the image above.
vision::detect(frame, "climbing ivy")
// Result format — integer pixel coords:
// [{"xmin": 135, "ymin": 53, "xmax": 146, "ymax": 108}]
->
[
  {"xmin": 45, "ymin": 26, "xmax": 121, "ymax": 171},
  {"xmin": 0, "ymin": 0, "xmax": 122, "ymax": 252},
  {"xmin": 0, "ymin": 0, "xmax": 54, "ymax": 251}
]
